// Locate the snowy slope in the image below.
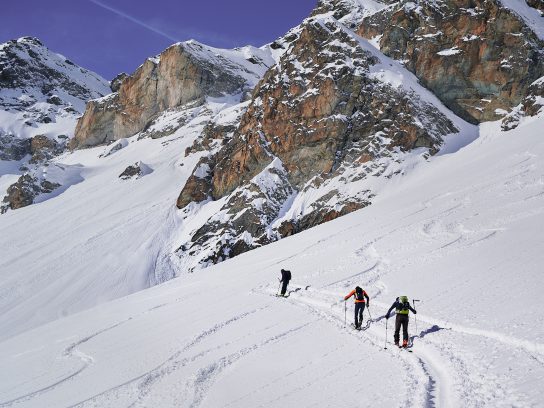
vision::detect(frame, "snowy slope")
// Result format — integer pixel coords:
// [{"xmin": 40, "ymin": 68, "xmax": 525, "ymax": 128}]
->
[
  {"xmin": 0, "ymin": 98, "xmax": 240, "ymax": 339},
  {"xmin": 1, "ymin": 114, "xmax": 543, "ymax": 407}
]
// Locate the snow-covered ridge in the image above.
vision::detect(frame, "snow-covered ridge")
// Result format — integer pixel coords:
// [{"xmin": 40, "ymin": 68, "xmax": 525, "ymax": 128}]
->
[
  {"xmin": 0, "ymin": 36, "xmax": 110, "ymax": 144},
  {"xmin": 0, "ymin": 37, "xmax": 111, "ymax": 212},
  {"xmin": 0, "ymin": 36, "xmax": 110, "ymax": 114}
]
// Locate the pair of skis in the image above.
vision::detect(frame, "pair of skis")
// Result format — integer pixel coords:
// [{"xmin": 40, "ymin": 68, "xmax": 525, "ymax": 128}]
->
[{"xmin": 275, "ymin": 285, "xmax": 311, "ymax": 297}]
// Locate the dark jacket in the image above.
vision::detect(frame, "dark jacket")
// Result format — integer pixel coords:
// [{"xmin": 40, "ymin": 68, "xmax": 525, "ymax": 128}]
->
[
  {"xmin": 386, "ymin": 298, "xmax": 417, "ymax": 316},
  {"xmin": 280, "ymin": 269, "xmax": 291, "ymax": 282}
]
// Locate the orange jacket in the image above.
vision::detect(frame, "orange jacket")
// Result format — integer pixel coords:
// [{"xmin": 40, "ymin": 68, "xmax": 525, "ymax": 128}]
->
[{"xmin": 344, "ymin": 289, "xmax": 369, "ymax": 303}]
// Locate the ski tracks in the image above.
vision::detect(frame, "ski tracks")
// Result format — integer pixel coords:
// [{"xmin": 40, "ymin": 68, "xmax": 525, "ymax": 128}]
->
[
  {"xmin": 282, "ymin": 290, "xmax": 444, "ymax": 408},
  {"xmin": 67, "ymin": 305, "xmax": 312, "ymax": 408},
  {"xmin": 280, "ymin": 283, "xmax": 544, "ymax": 407},
  {"xmin": 0, "ymin": 319, "xmax": 129, "ymax": 407}
]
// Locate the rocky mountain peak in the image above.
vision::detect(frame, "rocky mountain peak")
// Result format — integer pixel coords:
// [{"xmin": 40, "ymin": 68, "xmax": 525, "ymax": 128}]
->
[
  {"xmin": 70, "ymin": 40, "xmax": 276, "ymax": 149},
  {"xmin": 0, "ymin": 36, "xmax": 110, "ymax": 114},
  {"xmin": 0, "ymin": 36, "xmax": 110, "ymax": 212}
]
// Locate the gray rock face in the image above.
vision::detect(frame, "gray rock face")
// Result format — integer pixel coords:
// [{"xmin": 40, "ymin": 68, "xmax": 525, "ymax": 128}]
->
[
  {"xmin": 71, "ymin": 42, "xmax": 271, "ymax": 148},
  {"xmin": 0, "ymin": 133, "xmax": 30, "ymax": 161},
  {"xmin": 110, "ymin": 72, "xmax": 128, "ymax": 92},
  {"xmin": 118, "ymin": 161, "xmax": 152, "ymax": 180}
]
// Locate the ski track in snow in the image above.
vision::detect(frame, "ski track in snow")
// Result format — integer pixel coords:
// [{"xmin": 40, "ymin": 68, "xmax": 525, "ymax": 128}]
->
[
  {"xmin": 258, "ymin": 286, "xmax": 442, "ymax": 408},
  {"xmin": 65, "ymin": 308, "xmax": 264, "ymax": 407},
  {"xmin": 0, "ymin": 319, "xmax": 130, "ymax": 407},
  {"xmin": 182, "ymin": 322, "xmax": 313, "ymax": 408},
  {"xmin": 253, "ymin": 182, "xmax": 544, "ymax": 408}
]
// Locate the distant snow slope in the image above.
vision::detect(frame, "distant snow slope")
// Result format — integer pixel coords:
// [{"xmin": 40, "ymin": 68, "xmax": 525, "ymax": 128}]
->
[
  {"xmin": 0, "ymin": 114, "xmax": 543, "ymax": 407},
  {"xmin": 0, "ymin": 97, "xmax": 239, "ymax": 339}
]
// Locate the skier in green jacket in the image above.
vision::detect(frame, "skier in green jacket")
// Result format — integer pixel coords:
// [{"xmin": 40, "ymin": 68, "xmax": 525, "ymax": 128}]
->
[{"xmin": 385, "ymin": 296, "xmax": 417, "ymax": 348}]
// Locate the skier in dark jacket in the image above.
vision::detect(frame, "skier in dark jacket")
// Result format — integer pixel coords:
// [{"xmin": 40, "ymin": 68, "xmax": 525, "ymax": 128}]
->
[
  {"xmin": 386, "ymin": 296, "xmax": 417, "ymax": 348},
  {"xmin": 279, "ymin": 269, "xmax": 291, "ymax": 296},
  {"xmin": 344, "ymin": 286, "xmax": 369, "ymax": 329}
]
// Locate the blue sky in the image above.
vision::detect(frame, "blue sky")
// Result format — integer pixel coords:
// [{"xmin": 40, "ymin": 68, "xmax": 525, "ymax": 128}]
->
[{"xmin": 1, "ymin": 0, "xmax": 317, "ymax": 80}]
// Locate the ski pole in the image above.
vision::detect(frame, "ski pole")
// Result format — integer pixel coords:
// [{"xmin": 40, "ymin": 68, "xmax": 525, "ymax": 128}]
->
[
  {"xmin": 413, "ymin": 299, "xmax": 420, "ymax": 335},
  {"xmin": 367, "ymin": 305, "xmax": 372, "ymax": 321},
  {"xmin": 344, "ymin": 300, "xmax": 347, "ymax": 328},
  {"xmin": 277, "ymin": 279, "xmax": 282, "ymax": 296},
  {"xmin": 384, "ymin": 318, "xmax": 388, "ymax": 349}
]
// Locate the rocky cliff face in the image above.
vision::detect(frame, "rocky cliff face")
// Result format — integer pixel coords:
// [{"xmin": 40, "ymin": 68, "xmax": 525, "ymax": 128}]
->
[
  {"xmin": 172, "ymin": 0, "xmax": 544, "ymax": 270},
  {"xmin": 71, "ymin": 42, "xmax": 274, "ymax": 148},
  {"xmin": 174, "ymin": 11, "xmax": 464, "ymax": 269},
  {"xmin": 10, "ymin": 1, "xmax": 541, "ymax": 269},
  {"xmin": 356, "ymin": 0, "xmax": 544, "ymax": 123}
]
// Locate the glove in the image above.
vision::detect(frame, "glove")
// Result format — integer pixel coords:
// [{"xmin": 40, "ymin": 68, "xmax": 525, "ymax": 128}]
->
[
  {"xmin": 385, "ymin": 313, "xmax": 390, "ymax": 319},
  {"xmin": 413, "ymin": 310, "xmax": 417, "ymax": 314}
]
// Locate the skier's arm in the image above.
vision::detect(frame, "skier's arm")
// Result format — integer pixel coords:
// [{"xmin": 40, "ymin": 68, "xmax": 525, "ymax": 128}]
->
[
  {"xmin": 364, "ymin": 291, "xmax": 370, "ymax": 305},
  {"xmin": 385, "ymin": 302, "xmax": 397, "ymax": 318},
  {"xmin": 409, "ymin": 304, "xmax": 417, "ymax": 314},
  {"xmin": 344, "ymin": 290, "xmax": 355, "ymax": 301}
]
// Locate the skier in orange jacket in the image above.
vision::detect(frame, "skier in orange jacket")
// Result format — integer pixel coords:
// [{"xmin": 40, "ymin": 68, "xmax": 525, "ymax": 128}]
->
[{"xmin": 344, "ymin": 286, "xmax": 369, "ymax": 330}]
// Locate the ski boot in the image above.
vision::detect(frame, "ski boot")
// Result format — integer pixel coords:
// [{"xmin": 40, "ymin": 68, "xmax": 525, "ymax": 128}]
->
[{"xmin": 402, "ymin": 340, "xmax": 408, "ymax": 348}]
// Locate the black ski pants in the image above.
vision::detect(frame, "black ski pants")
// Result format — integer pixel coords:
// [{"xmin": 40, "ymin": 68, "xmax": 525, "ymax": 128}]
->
[
  {"xmin": 354, "ymin": 302, "xmax": 366, "ymax": 327},
  {"xmin": 281, "ymin": 280, "xmax": 289, "ymax": 295},
  {"xmin": 394, "ymin": 314, "xmax": 409, "ymax": 343}
]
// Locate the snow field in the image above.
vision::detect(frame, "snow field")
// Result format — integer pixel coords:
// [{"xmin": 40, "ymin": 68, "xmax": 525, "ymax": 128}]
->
[{"xmin": 1, "ymin": 114, "xmax": 544, "ymax": 406}]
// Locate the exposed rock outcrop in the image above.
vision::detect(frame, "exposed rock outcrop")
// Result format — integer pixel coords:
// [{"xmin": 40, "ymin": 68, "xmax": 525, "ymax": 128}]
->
[
  {"xmin": 526, "ymin": 0, "xmax": 544, "ymax": 13},
  {"xmin": 1, "ymin": 174, "xmax": 60, "ymax": 213},
  {"xmin": 175, "ymin": 16, "xmax": 460, "ymax": 269},
  {"xmin": 29, "ymin": 135, "xmax": 63, "ymax": 164},
  {"xmin": 110, "ymin": 72, "xmax": 128, "ymax": 92},
  {"xmin": 501, "ymin": 76, "xmax": 544, "ymax": 129},
  {"xmin": 118, "ymin": 161, "xmax": 152, "ymax": 180},
  {"xmin": 357, "ymin": 0, "xmax": 544, "ymax": 123},
  {"xmin": 71, "ymin": 42, "xmax": 272, "ymax": 148}
]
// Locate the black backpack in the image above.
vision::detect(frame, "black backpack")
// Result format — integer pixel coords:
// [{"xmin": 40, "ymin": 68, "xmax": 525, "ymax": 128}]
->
[
  {"xmin": 282, "ymin": 269, "xmax": 291, "ymax": 280},
  {"xmin": 355, "ymin": 286, "xmax": 365, "ymax": 301}
]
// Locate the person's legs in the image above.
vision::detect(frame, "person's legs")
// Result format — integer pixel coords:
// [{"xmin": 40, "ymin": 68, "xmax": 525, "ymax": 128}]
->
[
  {"xmin": 354, "ymin": 303, "xmax": 360, "ymax": 327},
  {"xmin": 358, "ymin": 303, "xmax": 365, "ymax": 328},
  {"xmin": 394, "ymin": 314, "xmax": 402, "ymax": 344},
  {"xmin": 281, "ymin": 281, "xmax": 288, "ymax": 295},
  {"xmin": 402, "ymin": 315, "xmax": 409, "ymax": 346}
]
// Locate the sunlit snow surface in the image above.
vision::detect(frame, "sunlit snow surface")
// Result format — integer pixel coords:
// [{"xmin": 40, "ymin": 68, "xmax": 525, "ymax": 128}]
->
[
  {"xmin": 0, "ymin": 114, "xmax": 543, "ymax": 407},
  {"xmin": 1, "ymin": 2, "xmax": 544, "ymax": 406}
]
